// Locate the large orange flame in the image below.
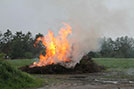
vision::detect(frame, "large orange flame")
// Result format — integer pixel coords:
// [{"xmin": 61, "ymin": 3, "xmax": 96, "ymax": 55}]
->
[{"xmin": 32, "ymin": 23, "xmax": 72, "ymax": 67}]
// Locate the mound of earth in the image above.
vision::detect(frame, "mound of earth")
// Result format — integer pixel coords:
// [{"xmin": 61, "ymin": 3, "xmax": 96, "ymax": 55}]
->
[
  {"xmin": 74, "ymin": 55, "xmax": 105, "ymax": 73},
  {"xmin": 20, "ymin": 55, "xmax": 105, "ymax": 74}
]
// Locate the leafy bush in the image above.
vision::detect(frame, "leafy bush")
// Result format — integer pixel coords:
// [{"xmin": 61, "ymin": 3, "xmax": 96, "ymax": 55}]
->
[
  {"xmin": 0, "ymin": 60, "xmax": 42, "ymax": 89},
  {"xmin": 0, "ymin": 53, "xmax": 6, "ymax": 59}
]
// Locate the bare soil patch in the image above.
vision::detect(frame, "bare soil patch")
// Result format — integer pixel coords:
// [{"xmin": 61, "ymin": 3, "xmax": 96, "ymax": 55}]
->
[{"xmin": 35, "ymin": 72, "xmax": 134, "ymax": 89}]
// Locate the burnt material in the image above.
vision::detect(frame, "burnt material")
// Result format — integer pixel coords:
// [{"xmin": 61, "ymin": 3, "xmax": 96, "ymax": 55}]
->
[
  {"xmin": 20, "ymin": 55, "xmax": 105, "ymax": 74},
  {"xmin": 74, "ymin": 55, "xmax": 104, "ymax": 73},
  {"xmin": 20, "ymin": 64, "xmax": 74, "ymax": 74}
]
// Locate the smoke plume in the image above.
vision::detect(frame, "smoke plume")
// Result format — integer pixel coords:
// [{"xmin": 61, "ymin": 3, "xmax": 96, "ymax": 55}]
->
[{"xmin": 54, "ymin": 0, "xmax": 131, "ymax": 65}]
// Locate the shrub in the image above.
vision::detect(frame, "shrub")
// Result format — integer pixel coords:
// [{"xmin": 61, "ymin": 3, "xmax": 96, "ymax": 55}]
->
[
  {"xmin": 0, "ymin": 60, "xmax": 42, "ymax": 89},
  {"xmin": 0, "ymin": 53, "xmax": 6, "ymax": 59}
]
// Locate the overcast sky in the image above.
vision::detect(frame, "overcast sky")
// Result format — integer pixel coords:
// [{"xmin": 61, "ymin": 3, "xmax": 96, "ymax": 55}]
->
[{"xmin": 0, "ymin": 0, "xmax": 134, "ymax": 38}]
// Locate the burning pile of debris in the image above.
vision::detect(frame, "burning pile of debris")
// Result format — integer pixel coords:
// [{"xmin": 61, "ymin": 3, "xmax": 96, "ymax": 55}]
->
[
  {"xmin": 20, "ymin": 23, "xmax": 104, "ymax": 74},
  {"xmin": 20, "ymin": 55, "xmax": 104, "ymax": 74}
]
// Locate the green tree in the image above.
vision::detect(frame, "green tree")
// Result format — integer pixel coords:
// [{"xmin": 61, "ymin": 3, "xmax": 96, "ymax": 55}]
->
[
  {"xmin": 114, "ymin": 36, "xmax": 134, "ymax": 58},
  {"xmin": 100, "ymin": 37, "xmax": 115, "ymax": 57},
  {"xmin": 100, "ymin": 36, "xmax": 134, "ymax": 58},
  {"xmin": 0, "ymin": 30, "xmax": 13, "ymax": 56},
  {"xmin": 10, "ymin": 31, "xmax": 25, "ymax": 59}
]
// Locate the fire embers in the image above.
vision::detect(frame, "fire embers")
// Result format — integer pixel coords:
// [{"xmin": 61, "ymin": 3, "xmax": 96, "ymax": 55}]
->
[{"xmin": 32, "ymin": 23, "xmax": 72, "ymax": 67}]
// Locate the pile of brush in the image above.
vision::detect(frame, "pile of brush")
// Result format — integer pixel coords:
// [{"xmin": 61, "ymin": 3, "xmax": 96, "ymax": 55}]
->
[{"xmin": 20, "ymin": 55, "xmax": 105, "ymax": 74}]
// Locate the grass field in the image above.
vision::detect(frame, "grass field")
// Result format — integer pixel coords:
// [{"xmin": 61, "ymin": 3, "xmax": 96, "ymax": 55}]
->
[
  {"xmin": 7, "ymin": 59, "xmax": 33, "ymax": 68},
  {"xmin": 3, "ymin": 58, "xmax": 134, "ymax": 89},
  {"xmin": 6, "ymin": 58, "xmax": 134, "ymax": 70},
  {"xmin": 93, "ymin": 58, "xmax": 134, "ymax": 71}
]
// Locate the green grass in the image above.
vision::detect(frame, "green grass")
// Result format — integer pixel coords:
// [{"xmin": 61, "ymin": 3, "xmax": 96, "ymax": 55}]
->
[
  {"xmin": 7, "ymin": 59, "xmax": 33, "ymax": 68},
  {"xmin": 2, "ymin": 58, "xmax": 134, "ymax": 88},
  {"xmin": 6, "ymin": 58, "xmax": 134, "ymax": 70},
  {"xmin": 0, "ymin": 59, "xmax": 43, "ymax": 89},
  {"xmin": 3, "ymin": 58, "xmax": 134, "ymax": 88},
  {"xmin": 93, "ymin": 58, "xmax": 134, "ymax": 71},
  {"xmin": 93, "ymin": 58, "xmax": 134, "ymax": 79}
]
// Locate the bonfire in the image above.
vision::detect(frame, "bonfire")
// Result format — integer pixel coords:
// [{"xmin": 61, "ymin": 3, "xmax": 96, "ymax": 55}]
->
[{"xmin": 20, "ymin": 23, "xmax": 104, "ymax": 74}]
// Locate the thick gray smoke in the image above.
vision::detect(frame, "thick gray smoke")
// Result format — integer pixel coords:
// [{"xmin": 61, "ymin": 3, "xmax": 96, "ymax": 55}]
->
[{"xmin": 54, "ymin": 0, "xmax": 133, "ymax": 65}]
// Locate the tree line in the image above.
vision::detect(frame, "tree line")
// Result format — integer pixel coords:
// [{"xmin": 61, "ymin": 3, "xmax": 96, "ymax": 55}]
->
[
  {"xmin": 0, "ymin": 30, "xmax": 134, "ymax": 59},
  {"xmin": 88, "ymin": 36, "xmax": 134, "ymax": 58},
  {"xmin": 0, "ymin": 30, "xmax": 44, "ymax": 59}
]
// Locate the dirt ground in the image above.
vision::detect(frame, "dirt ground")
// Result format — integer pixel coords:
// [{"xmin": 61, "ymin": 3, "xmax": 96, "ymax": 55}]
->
[{"xmin": 35, "ymin": 71, "xmax": 134, "ymax": 89}]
